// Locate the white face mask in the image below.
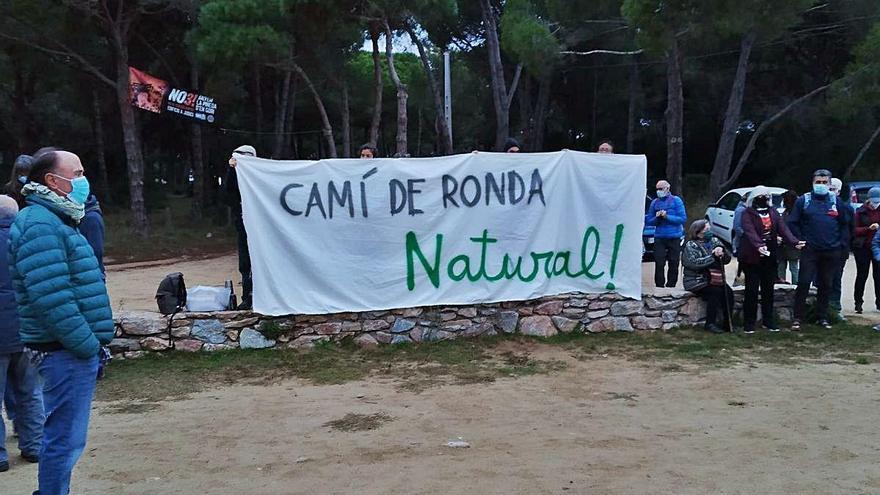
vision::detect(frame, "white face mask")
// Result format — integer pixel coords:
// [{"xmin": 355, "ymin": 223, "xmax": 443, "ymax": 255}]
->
[{"xmin": 871, "ymin": 199, "xmax": 880, "ymax": 208}]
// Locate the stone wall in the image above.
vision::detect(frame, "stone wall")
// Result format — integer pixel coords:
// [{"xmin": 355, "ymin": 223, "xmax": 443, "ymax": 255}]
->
[{"xmin": 110, "ymin": 287, "xmax": 800, "ymax": 358}]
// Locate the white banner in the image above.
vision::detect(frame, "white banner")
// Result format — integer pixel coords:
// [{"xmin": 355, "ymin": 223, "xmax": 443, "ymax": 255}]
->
[{"xmin": 235, "ymin": 150, "xmax": 646, "ymax": 315}]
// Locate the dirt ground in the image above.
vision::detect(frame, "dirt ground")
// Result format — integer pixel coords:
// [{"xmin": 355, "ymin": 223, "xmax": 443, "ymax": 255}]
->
[
  {"xmin": 107, "ymin": 253, "xmax": 880, "ymax": 324},
  {"xmin": 5, "ymin": 345, "xmax": 880, "ymax": 494}
]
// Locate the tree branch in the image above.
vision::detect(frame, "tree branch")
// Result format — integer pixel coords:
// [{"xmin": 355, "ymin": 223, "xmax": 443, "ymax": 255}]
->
[
  {"xmin": 134, "ymin": 32, "xmax": 182, "ymax": 86},
  {"xmin": 0, "ymin": 32, "xmax": 115, "ymax": 88},
  {"xmin": 843, "ymin": 124, "xmax": 880, "ymax": 180},
  {"xmin": 561, "ymin": 49, "xmax": 644, "ymax": 56},
  {"xmin": 506, "ymin": 63, "xmax": 523, "ymax": 108},
  {"xmin": 720, "ymin": 83, "xmax": 830, "ymax": 190}
]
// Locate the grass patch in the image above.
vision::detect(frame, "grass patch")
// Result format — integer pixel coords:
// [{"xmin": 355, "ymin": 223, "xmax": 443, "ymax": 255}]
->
[
  {"xmin": 97, "ymin": 337, "xmax": 566, "ymax": 401},
  {"xmin": 323, "ymin": 413, "xmax": 393, "ymax": 432},
  {"xmin": 97, "ymin": 324, "xmax": 880, "ymax": 403},
  {"xmin": 564, "ymin": 323, "xmax": 880, "ymax": 367},
  {"xmin": 104, "ymin": 196, "xmax": 236, "ymax": 263}
]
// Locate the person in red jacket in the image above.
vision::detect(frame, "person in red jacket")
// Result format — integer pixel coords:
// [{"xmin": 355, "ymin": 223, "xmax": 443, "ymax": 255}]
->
[
  {"xmin": 739, "ymin": 186, "xmax": 804, "ymax": 333},
  {"xmin": 852, "ymin": 187, "xmax": 880, "ymax": 313}
]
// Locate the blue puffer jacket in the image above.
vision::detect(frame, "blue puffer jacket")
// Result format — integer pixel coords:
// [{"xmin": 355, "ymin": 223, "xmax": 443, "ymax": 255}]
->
[
  {"xmin": 7, "ymin": 196, "xmax": 114, "ymax": 358},
  {"xmin": 0, "ymin": 214, "xmax": 22, "ymax": 354},
  {"xmin": 645, "ymin": 195, "xmax": 687, "ymax": 239}
]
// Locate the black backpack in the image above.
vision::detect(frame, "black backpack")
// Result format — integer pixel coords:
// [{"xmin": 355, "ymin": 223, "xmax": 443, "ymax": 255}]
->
[{"xmin": 156, "ymin": 272, "xmax": 187, "ymax": 315}]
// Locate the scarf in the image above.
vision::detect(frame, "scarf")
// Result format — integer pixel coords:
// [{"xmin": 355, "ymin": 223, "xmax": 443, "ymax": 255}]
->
[{"xmin": 22, "ymin": 182, "xmax": 85, "ymax": 222}]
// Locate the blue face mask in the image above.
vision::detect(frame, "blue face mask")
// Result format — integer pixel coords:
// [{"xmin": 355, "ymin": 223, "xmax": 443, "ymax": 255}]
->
[
  {"xmin": 813, "ymin": 183, "xmax": 829, "ymax": 196},
  {"xmin": 17, "ymin": 176, "xmax": 27, "ymax": 185},
  {"xmin": 52, "ymin": 174, "xmax": 90, "ymax": 205},
  {"xmin": 656, "ymin": 189, "xmax": 669, "ymax": 198}
]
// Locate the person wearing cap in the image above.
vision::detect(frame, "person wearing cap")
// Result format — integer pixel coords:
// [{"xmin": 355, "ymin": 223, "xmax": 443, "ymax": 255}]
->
[
  {"xmin": 225, "ymin": 145, "xmax": 257, "ymax": 310},
  {"xmin": 828, "ymin": 177, "xmax": 853, "ymax": 320},
  {"xmin": 739, "ymin": 186, "xmax": 804, "ymax": 333},
  {"xmin": 358, "ymin": 143, "xmax": 377, "ymax": 159},
  {"xmin": 852, "ymin": 187, "xmax": 880, "ymax": 313},
  {"xmin": 504, "ymin": 138, "xmax": 520, "ymax": 153},
  {"xmin": 787, "ymin": 169, "xmax": 850, "ymax": 330}
]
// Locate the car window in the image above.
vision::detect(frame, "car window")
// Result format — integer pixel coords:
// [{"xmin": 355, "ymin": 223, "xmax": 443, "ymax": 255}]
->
[{"xmin": 717, "ymin": 192, "xmax": 742, "ymax": 210}]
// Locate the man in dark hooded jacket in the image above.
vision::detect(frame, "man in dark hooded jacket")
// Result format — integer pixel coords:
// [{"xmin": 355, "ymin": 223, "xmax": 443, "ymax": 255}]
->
[{"xmin": 79, "ymin": 195, "xmax": 105, "ymax": 277}]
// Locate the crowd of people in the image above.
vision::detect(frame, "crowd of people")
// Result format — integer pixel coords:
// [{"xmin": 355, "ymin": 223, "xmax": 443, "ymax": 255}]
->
[
  {"xmin": 648, "ymin": 169, "xmax": 880, "ymax": 334},
  {"xmin": 1, "ymin": 141, "xmax": 875, "ymax": 493}
]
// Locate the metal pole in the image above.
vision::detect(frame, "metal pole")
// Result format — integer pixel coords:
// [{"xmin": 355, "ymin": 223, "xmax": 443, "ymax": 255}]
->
[{"xmin": 443, "ymin": 50, "xmax": 453, "ymax": 147}]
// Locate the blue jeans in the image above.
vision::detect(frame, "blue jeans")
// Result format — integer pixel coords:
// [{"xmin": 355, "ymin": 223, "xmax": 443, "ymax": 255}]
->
[
  {"xmin": 34, "ymin": 350, "xmax": 98, "ymax": 495},
  {"xmin": 0, "ymin": 351, "xmax": 44, "ymax": 462},
  {"xmin": 4, "ymin": 380, "xmax": 15, "ymax": 421}
]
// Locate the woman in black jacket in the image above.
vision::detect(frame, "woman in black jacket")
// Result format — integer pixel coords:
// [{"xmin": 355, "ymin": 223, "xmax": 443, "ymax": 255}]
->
[{"xmin": 682, "ymin": 219, "xmax": 734, "ymax": 333}]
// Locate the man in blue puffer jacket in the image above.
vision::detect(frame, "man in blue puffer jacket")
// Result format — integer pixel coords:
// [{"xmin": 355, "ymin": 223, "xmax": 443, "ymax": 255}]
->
[
  {"xmin": 8, "ymin": 149, "xmax": 113, "ymax": 495},
  {"xmin": 645, "ymin": 179, "xmax": 688, "ymax": 287}
]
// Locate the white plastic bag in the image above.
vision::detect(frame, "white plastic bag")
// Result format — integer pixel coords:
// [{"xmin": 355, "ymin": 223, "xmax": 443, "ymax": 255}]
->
[{"xmin": 186, "ymin": 286, "xmax": 231, "ymax": 312}]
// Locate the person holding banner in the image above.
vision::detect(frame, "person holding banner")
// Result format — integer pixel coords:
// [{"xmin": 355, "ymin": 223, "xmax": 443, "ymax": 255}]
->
[
  {"xmin": 596, "ymin": 140, "xmax": 614, "ymax": 154},
  {"xmin": 682, "ymin": 219, "xmax": 733, "ymax": 333},
  {"xmin": 358, "ymin": 143, "xmax": 377, "ymax": 159},
  {"xmin": 504, "ymin": 138, "xmax": 521, "ymax": 153},
  {"xmin": 225, "ymin": 145, "xmax": 257, "ymax": 310},
  {"xmin": 646, "ymin": 180, "xmax": 687, "ymax": 288}
]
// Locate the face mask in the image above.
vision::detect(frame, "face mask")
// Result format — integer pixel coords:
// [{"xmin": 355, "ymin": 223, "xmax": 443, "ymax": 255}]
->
[
  {"xmin": 871, "ymin": 199, "xmax": 880, "ymax": 208},
  {"xmin": 656, "ymin": 189, "xmax": 669, "ymax": 198},
  {"xmin": 51, "ymin": 174, "xmax": 90, "ymax": 205},
  {"xmin": 703, "ymin": 231, "xmax": 714, "ymax": 242},
  {"xmin": 813, "ymin": 183, "xmax": 829, "ymax": 196},
  {"xmin": 17, "ymin": 176, "xmax": 27, "ymax": 185}
]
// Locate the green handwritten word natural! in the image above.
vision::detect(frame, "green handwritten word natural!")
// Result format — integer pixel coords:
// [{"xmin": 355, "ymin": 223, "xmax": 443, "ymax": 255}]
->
[{"xmin": 405, "ymin": 226, "xmax": 624, "ymax": 291}]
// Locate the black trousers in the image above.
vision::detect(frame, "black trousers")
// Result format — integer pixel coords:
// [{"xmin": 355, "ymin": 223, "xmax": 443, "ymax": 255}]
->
[
  {"xmin": 695, "ymin": 285, "xmax": 733, "ymax": 329},
  {"xmin": 794, "ymin": 248, "xmax": 839, "ymax": 322},
  {"xmin": 853, "ymin": 246, "xmax": 880, "ymax": 308},
  {"xmin": 653, "ymin": 238, "xmax": 682, "ymax": 288},
  {"xmin": 743, "ymin": 254, "xmax": 777, "ymax": 330},
  {"xmin": 234, "ymin": 215, "xmax": 253, "ymax": 303}
]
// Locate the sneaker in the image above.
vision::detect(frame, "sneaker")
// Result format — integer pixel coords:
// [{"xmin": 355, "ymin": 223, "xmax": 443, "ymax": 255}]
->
[
  {"xmin": 837, "ymin": 312, "xmax": 847, "ymax": 322},
  {"xmin": 763, "ymin": 325, "xmax": 781, "ymax": 333},
  {"xmin": 20, "ymin": 452, "xmax": 38, "ymax": 463},
  {"xmin": 743, "ymin": 327, "xmax": 756, "ymax": 334},
  {"xmin": 791, "ymin": 320, "xmax": 802, "ymax": 331},
  {"xmin": 855, "ymin": 303, "xmax": 863, "ymax": 314},
  {"xmin": 819, "ymin": 319, "xmax": 832, "ymax": 330},
  {"xmin": 0, "ymin": 460, "xmax": 8, "ymax": 472}
]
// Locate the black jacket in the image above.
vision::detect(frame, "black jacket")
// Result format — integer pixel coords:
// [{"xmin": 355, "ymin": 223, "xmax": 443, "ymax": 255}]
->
[{"xmin": 682, "ymin": 238, "xmax": 731, "ymax": 292}]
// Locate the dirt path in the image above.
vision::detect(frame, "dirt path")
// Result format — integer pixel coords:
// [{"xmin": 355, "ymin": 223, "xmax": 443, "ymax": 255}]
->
[{"xmin": 5, "ymin": 350, "xmax": 880, "ymax": 494}]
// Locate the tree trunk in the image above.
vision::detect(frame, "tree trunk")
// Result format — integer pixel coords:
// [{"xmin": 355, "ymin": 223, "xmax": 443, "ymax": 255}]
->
[
  {"xmin": 664, "ymin": 37, "xmax": 684, "ymax": 194},
  {"xmin": 369, "ymin": 27, "xmax": 383, "ymax": 146},
  {"xmin": 626, "ymin": 59, "xmax": 640, "ymax": 154},
  {"xmin": 273, "ymin": 69, "xmax": 292, "ymax": 158},
  {"xmin": 91, "ymin": 89, "xmax": 112, "ymax": 203},
  {"xmin": 843, "ymin": 124, "xmax": 880, "ymax": 180},
  {"xmin": 384, "ymin": 20, "xmax": 409, "ymax": 157},
  {"xmin": 709, "ymin": 31, "xmax": 756, "ymax": 198},
  {"xmin": 532, "ymin": 75, "xmax": 551, "ymax": 152},
  {"xmin": 518, "ymin": 75, "xmax": 534, "ymax": 148},
  {"xmin": 190, "ymin": 61, "xmax": 205, "ymax": 220},
  {"xmin": 113, "ymin": 42, "xmax": 149, "ymax": 236},
  {"xmin": 405, "ymin": 23, "xmax": 452, "ymax": 155},
  {"xmin": 291, "ymin": 63, "xmax": 337, "ymax": 158},
  {"xmin": 284, "ymin": 75, "xmax": 297, "ymax": 158},
  {"xmin": 252, "ymin": 66, "xmax": 264, "ymax": 145},
  {"xmin": 341, "ymin": 82, "xmax": 352, "ymax": 157},
  {"xmin": 479, "ymin": 0, "xmax": 510, "ymax": 151}
]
